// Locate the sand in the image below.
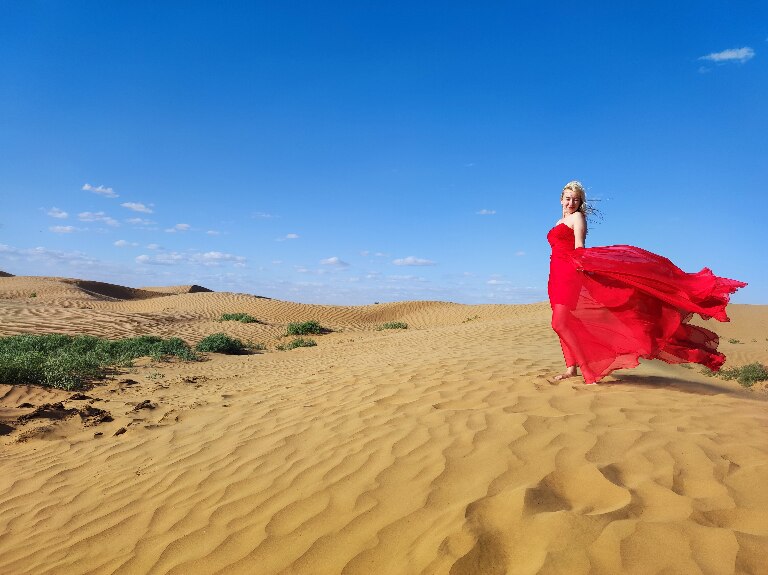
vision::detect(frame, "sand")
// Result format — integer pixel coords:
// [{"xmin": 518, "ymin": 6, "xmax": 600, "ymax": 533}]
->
[{"xmin": 1, "ymin": 273, "xmax": 767, "ymax": 574}]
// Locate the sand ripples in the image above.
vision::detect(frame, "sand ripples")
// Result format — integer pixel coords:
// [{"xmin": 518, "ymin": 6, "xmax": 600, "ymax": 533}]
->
[{"xmin": 1, "ymin": 277, "xmax": 767, "ymax": 573}]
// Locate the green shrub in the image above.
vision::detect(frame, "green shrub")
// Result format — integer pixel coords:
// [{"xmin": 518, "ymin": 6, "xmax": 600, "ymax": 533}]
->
[
  {"xmin": 276, "ymin": 337, "xmax": 317, "ymax": 351},
  {"xmin": 377, "ymin": 322, "xmax": 408, "ymax": 330},
  {"xmin": 196, "ymin": 333, "xmax": 247, "ymax": 354},
  {"xmin": 0, "ymin": 333, "xmax": 197, "ymax": 390},
  {"xmin": 219, "ymin": 313, "xmax": 259, "ymax": 323},
  {"xmin": 29, "ymin": 292, "xmax": 37, "ymax": 298},
  {"xmin": 719, "ymin": 363, "xmax": 768, "ymax": 387},
  {"xmin": 703, "ymin": 362, "xmax": 768, "ymax": 388},
  {"xmin": 286, "ymin": 321, "xmax": 326, "ymax": 335}
]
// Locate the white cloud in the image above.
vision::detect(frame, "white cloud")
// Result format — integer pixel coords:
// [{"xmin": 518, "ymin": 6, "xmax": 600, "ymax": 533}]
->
[
  {"xmin": 195, "ymin": 251, "xmax": 246, "ymax": 265},
  {"xmin": 114, "ymin": 240, "xmax": 138, "ymax": 247},
  {"xmin": 277, "ymin": 233, "xmax": 300, "ymax": 241},
  {"xmin": 253, "ymin": 212, "xmax": 277, "ymax": 219},
  {"xmin": 320, "ymin": 256, "xmax": 350, "ymax": 267},
  {"xmin": 387, "ymin": 274, "xmax": 427, "ymax": 282},
  {"xmin": 126, "ymin": 217, "xmax": 155, "ymax": 226},
  {"xmin": 206, "ymin": 230, "xmax": 220, "ymax": 236},
  {"xmin": 47, "ymin": 207, "xmax": 68, "ymax": 219},
  {"xmin": 515, "ymin": 251, "xmax": 526, "ymax": 257},
  {"xmin": 165, "ymin": 223, "xmax": 191, "ymax": 233},
  {"xmin": 50, "ymin": 226, "xmax": 76, "ymax": 233},
  {"xmin": 82, "ymin": 183, "xmax": 118, "ymax": 198},
  {"xmin": 0, "ymin": 243, "xmax": 98, "ymax": 267},
  {"xmin": 135, "ymin": 252, "xmax": 185, "ymax": 266},
  {"xmin": 135, "ymin": 250, "xmax": 246, "ymax": 267},
  {"xmin": 477, "ymin": 209, "xmax": 496, "ymax": 215},
  {"xmin": 78, "ymin": 211, "xmax": 119, "ymax": 226},
  {"xmin": 146, "ymin": 243, "xmax": 160, "ymax": 250},
  {"xmin": 699, "ymin": 47, "xmax": 755, "ymax": 63},
  {"xmin": 487, "ymin": 279, "xmax": 512, "ymax": 285},
  {"xmin": 121, "ymin": 202, "xmax": 153, "ymax": 214},
  {"xmin": 393, "ymin": 256, "xmax": 436, "ymax": 266}
]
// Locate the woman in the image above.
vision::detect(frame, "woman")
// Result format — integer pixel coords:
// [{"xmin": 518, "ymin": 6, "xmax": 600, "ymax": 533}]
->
[{"xmin": 547, "ymin": 181, "xmax": 746, "ymax": 384}]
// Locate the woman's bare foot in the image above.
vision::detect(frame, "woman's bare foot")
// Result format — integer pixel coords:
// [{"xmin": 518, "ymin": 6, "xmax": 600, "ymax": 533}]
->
[{"xmin": 547, "ymin": 366, "xmax": 578, "ymax": 384}]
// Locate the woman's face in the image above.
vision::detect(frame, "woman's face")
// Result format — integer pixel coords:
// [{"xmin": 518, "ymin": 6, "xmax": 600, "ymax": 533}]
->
[{"xmin": 561, "ymin": 191, "xmax": 582, "ymax": 215}]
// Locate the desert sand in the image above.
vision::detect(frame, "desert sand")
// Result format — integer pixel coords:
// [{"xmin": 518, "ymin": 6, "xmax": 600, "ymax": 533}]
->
[{"xmin": 1, "ymin": 272, "xmax": 767, "ymax": 575}]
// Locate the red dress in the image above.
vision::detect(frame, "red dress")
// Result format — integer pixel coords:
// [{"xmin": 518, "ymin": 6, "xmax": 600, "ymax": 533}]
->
[{"xmin": 547, "ymin": 223, "xmax": 747, "ymax": 384}]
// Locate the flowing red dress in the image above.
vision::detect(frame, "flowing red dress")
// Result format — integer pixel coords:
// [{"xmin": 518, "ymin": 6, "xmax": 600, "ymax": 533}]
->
[{"xmin": 547, "ymin": 223, "xmax": 747, "ymax": 384}]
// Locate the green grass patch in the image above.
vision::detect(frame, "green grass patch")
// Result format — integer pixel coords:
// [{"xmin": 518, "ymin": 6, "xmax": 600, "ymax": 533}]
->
[
  {"xmin": 0, "ymin": 334, "xmax": 197, "ymax": 390},
  {"xmin": 219, "ymin": 313, "xmax": 259, "ymax": 323},
  {"xmin": 195, "ymin": 333, "xmax": 247, "ymax": 354},
  {"xmin": 718, "ymin": 363, "xmax": 768, "ymax": 387},
  {"xmin": 285, "ymin": 321, "xmax": 327, "ymax": 335},
  {"xmin": 702, "ymin": 362, "xmax": 768, "ymax": 388},
  {"xmin": 377, "ymin": 322, "xmax": 408, "ymax": 330},
  {"xmin": 29, "ymin": 292, "xmax": 37, "ymax": 298},
  {"xmin": 728, "ymin": 339, "xmax": 742, "ymax": 344},
  {"xmin": 276, "ymin": 337, "xmax": 317, "ymax": 351}
]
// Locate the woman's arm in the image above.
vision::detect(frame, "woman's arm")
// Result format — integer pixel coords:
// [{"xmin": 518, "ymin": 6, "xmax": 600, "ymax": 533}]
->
[{"xmin": 572, "ymin": 213, "xmax": 586, "ymax": 248}]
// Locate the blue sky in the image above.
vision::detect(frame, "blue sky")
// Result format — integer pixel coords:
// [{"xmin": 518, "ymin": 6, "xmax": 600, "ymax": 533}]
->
[{"xmin": 1, "ymin": 1, "xmax": 765, "ymax": 305}]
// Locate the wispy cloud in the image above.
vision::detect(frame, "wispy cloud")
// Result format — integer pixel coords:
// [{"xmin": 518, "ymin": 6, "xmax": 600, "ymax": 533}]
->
[
  {"xmin": 165, "ymin": 223, "xmax": 191, "ymax": 233},
  {"xmin": 196, "ymin": 251, "xmax": 246, "ymax": 266},
  {"xmin": 146, "ymin": 243, "xmax": 161, "ymax": 250},
  {"xmin": 46, "ymin": 207, "xmax": 68, "ymax": 219},
  {"xmin": 136, "ymin": 254, "xmax": 179, "ymax": 266},
  {"xmin": 121, "ymin": 202, "xmax": 153, "ymax": 214},
  {"xmin": 476, "ymin": 209, "xmax": 496, "ymax": 216},
  {"xmin": 277, "ymin": 233, "xmax": 300, "ymax": 241},
  {"xmin": 0, "ymin": 243, "xmax": 99, "ymax": 267},
  {"xmin": 393, "ymin": 256, "xmax": 436, "ymax": 266},
  {"xmin": 253, "ymin": 211, "xmax": 277, "ymax": 219},
  {"xmin": 114, "ymin": 240, "xmax": 138, "ymax": 247},
  {"xmin": 126, "ymin": 217, "xmax": 155, "ymax": 226},
  {"xmin": 387, "ymin": 274, "xmax": 428, "ymax": 282},
  {"xmin": 699, "ymin": 47, "xmax": 754, "ymax": 63},
  {"xmin": 78, "ymin": 211, "xmax": 119, "ymax": 226},
  {"xmin": 206, "ymin": 230, "xmax": 220, "ymax": 236},
  {"xmin": 320, "ymin": 256, "xmax": 350, "ymax": 267},
  {"xmin": 50, "ymin": 225, "xmax": 76, "ymax": 233},
  {"xmin": 135, "ymin": 250, "xmax": 246, "ymax": 266},
  {"xmin": 82, "ymin": 183, "xmax": 118, "ymax": 198}
]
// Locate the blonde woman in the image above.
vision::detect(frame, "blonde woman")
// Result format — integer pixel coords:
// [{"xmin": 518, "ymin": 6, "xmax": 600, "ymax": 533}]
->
[{"xmin": 547, "ymin": 181, "xmax": 746, "ymax": 384}]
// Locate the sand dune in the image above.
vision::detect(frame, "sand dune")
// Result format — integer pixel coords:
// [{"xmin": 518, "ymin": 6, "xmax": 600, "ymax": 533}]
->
[
  {"xmin": 1, "ymin": 274, "xmax": 767, "ymax": 574},
  {"xmin": 140, "ymin": 285, "xmax": 214, "ymax": 295}
]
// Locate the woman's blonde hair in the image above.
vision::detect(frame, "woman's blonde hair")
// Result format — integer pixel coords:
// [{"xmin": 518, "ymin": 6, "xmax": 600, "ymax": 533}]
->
[{"xmin": 561, "ymin": 180, "xmax": 587, "ymax": 214}]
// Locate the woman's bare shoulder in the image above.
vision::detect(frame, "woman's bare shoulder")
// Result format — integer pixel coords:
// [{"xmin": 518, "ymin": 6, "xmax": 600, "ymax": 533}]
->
[{"xmin": 564, "ymin": 212, "xmax": 585, "ymax": 226}]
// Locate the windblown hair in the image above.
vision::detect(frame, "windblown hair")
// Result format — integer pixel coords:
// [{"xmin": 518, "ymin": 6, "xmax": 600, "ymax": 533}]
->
[{"xmin": 561, "ymin": 180, "xmax": 601, "ymax": 222}]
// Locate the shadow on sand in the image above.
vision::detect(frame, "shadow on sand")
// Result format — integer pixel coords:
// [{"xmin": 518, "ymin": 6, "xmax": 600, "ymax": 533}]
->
[{"xmin": 610, "ymin": 373, "xmax": 757, "ymax": 398}]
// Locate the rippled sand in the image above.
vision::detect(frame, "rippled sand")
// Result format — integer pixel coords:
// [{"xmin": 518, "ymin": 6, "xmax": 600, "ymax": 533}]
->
[{"xmin": 1, "ymin": 274, "xmax": 767, "ymax": 574}]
